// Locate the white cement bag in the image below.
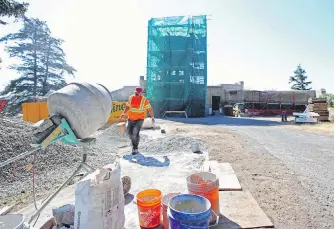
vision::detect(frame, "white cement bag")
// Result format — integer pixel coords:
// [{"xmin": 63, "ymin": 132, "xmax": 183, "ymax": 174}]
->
[
  {"xmin": 47, "ymin": 82, "xmax": 112, "ymax": 139},
  {"xmin": 74, "ymin": 163, "xmax": 125, "ymax": 229}
]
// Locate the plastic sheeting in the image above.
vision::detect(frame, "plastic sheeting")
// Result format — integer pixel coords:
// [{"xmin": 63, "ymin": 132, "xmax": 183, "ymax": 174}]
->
[{"xmin": 146, "ymin": 15, "xmax": 207, "ymax": 117}]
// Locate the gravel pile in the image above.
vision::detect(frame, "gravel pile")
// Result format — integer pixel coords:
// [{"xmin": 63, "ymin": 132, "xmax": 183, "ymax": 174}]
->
[
  {"xmin": 140, "ymin": 135, "xmax": 207, "ymax": 154},
  {"xmin": 0, "ymin": 119, "xmax": 116, "ymax": 206}
]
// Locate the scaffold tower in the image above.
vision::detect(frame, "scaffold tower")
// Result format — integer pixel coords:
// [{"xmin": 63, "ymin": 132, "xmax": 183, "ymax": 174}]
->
[{"xmin": 146, "ymin": 15, "xmax": 208, "ymax": 117}]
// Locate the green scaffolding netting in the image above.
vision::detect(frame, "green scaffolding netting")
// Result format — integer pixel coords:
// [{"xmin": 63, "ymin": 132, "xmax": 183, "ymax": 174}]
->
[{"xmin": 146, "ymin": 15, "xmax": 207, "ymax": 118}]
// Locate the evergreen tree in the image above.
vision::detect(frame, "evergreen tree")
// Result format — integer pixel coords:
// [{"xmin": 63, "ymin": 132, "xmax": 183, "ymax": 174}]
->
[
  {"xmin": 0, "ymin": 17, "xmax": 75, "ymax": 112},
  {"xmin": 39, "ymin": 35, "xmax": 76, "ymax": 95},
  {"xmin": 0, "ymin": 0, "xmax": 29, "ymax": 24},
  {"xmin": 289, "ymin": 64, "xmax": 312, "ymax": 90},
  {"xmin": 0, "ymin": 18, "xmax": 75, "ymax": 97},
  {"xmin": 321, "ymin": 93, "xmax": 334, "ymax": 108}
]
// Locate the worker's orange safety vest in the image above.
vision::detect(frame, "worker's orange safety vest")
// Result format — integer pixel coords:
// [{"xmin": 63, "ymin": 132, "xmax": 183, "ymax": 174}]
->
[{"xmin": 126, "ymin": 95, "xmax": 151, "ymax": 120}]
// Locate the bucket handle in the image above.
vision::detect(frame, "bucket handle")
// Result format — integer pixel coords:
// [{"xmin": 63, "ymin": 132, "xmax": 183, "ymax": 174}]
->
[{"xmin": 209, "ymin": 210, "xmax": 220, "ymax": 227}]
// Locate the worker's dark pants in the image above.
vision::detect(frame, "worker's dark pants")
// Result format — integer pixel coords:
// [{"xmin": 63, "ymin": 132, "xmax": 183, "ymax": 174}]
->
[
  {"xmin": 281, "ymin": 114, "xmax": 287, "ymax": 122},
  {"xmin": 127, "ymin": 119, "xmax": 144, "ymax": 150}
]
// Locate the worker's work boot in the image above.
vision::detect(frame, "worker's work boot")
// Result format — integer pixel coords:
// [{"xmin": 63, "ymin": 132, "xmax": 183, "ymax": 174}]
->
[{"xmin": 132, "ymin": 149, "xmax": 139, "ymax": 155}]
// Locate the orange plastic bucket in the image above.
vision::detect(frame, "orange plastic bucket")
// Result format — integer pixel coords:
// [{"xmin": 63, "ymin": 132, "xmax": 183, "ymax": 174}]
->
[
  {"xmin": 136, "ymin": 189, "xmax": 162, "ymax": 228},
  {"xmin": 187, "ymin": 172, "xmax": 220, "ymax": 217}
]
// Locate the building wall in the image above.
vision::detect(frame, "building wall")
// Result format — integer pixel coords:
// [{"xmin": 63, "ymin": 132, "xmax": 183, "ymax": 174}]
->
[
  {"xmin": 206, "ymin": 89, "xmax": 317, "ymax": 107},
  {"xmin": 206, "ymin": 86, "xmax": 222, "ymax": 105},
  {"xmin": 112, "ymin": 77, "xmax": 318, "ymax": 109},
  {"xmin": 220, "ymin": 81, "xmax": 244, "ymax": 90}
]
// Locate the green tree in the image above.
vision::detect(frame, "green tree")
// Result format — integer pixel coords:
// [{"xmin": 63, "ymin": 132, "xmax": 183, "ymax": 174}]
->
[
  {"xmin": 289, "ymin": 64, "xmax": 312, "ymax": 90},
  {"xmin": 320, "ymin": 93, "xmax": 334, "ymax": 108},
  {"xmin": 0, "ymin": 17, "xmax": 75, "ymax": 111},
  {"xmin": 0, "ymin": 0, "xmax": 29, "ymax": 24},
  {"xmin": 39, "ymin": 35, "xmax": 76, "ymax": 95}
]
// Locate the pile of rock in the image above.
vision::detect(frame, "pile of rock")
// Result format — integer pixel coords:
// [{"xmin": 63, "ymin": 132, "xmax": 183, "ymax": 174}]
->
[{"xmin": 0, "ymin": 118, "xmax": 116, "ymax": 207}]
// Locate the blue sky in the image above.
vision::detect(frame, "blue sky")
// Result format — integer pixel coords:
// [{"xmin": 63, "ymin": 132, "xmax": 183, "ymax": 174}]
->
[{"xmin": 0, "ymin": 0, "xmax": 334, "ymax": 93}]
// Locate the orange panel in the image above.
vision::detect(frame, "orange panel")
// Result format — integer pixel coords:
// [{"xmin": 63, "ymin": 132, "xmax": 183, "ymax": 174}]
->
[
  {"xmin": 22, "ymin": 102, "xmax": 43, "ymax": 123},
  {"xmin": 22, "ymin": 103, "xmax": 28, "ymax": 122},
  {"xmin": 28, "ymin": 103, "xmax": 40, "ymax": 123},
  {"xmin": 39, "ymin": 102, "xmax": 49, "ymax": 120}
]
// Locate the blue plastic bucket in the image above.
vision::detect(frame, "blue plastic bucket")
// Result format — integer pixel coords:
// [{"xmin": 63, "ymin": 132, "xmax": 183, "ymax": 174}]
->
[{"xmin": 168, "ymin": 194, "xmax": 212, "ymax": 229}]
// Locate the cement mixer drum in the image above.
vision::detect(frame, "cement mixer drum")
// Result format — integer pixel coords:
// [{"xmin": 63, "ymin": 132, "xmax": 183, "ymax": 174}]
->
[{"xmin": 47, "ymin": 82, "xmax": 112, "ymax": 139}]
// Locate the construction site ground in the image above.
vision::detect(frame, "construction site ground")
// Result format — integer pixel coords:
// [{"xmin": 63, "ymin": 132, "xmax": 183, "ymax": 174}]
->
[{"xmin": 0, "ymin": 116, "xmax": 334, "ymax": 229}]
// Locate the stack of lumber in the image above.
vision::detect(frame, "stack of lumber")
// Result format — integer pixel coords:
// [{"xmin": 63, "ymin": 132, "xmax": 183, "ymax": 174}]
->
[{"xmin": 309, "ymin": 98, "xmax": 329, "ymax": 121}]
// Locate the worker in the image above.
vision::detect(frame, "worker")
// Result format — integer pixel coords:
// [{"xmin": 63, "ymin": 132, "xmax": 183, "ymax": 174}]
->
[
  {"xmin": 120, "ymin": 87, "xmax": 154, "ymax": 155},
  {"xmin": 281, "ymin": 110, "xmax": 287, "ymax": 122}
]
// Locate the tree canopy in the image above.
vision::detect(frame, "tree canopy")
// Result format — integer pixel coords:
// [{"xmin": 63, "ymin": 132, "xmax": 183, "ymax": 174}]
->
[
  {"xmin": 0, "ymin": 17, "xmax": 75, "ymax": 112},
  {"xmin": 0, "ymin": 0, "xmax": 29, "ymax": 24},
  {"xmin": 289, "ymin": 64, "xmax": 312, "ymax": 90},
  {"xmin": 321, "ymin": 93, "xmax": 334, "ymax": 108}
]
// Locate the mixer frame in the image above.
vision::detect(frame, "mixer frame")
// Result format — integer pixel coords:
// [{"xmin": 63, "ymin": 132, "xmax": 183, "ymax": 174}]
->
[
  {"xmin": 28, "ymin": 137, "xmax": 96, "ymax": 224},
  {"xmin": 0, "ymin": 117, "xmax": 96, "ymax": 226}
]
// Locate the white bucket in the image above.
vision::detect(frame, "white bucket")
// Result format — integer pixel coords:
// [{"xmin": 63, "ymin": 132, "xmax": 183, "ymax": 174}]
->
[
  {"xmin": 0, "ymin": 214, "xmax": 24, "ymax": 229},
  {"xmin": 191, "ymin": 142, "xmax": 200, "ymax": 153},
  {"xmin": 48, "ymin": 82, "xmax": 112, "ymax": 139},
  {"xmin": 208, "ymin": 108, "xmax": 212, "ymax": 115},
  {"xmin": 219, "ymin": 108, "xmax": 222, "ymax": 114}
]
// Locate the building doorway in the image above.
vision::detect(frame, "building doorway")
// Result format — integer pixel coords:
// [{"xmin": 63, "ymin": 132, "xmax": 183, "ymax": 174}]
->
[{"xmin": 212, "ymin": 96, "xmax": 221, "ymax": 111}]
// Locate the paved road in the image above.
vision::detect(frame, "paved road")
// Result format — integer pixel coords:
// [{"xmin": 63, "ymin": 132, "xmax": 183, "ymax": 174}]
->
[{"xmin": 167, "ymin": 116, "xmax": 334, "ymax": 223}]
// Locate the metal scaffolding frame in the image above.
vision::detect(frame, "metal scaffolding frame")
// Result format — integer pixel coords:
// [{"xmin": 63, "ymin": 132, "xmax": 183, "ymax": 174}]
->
[{"xmin": 146, "ymin": 15, "xmax": 208, "ymax": 117}]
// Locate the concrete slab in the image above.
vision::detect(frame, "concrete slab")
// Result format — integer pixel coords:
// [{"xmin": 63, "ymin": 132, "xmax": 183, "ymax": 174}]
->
[
  {"xmin": 202, "ymin": 161, "xmax": 242, "ymax": 191},
  {"xmin": 217, "ymin": 163, "xmax": 242, "ymax": 191},
  {"xmin": 18, "ymin": 150, "xmax": 206, "ymax": 228},
  {"xmin": 219, "ymin": 191, "xmax": 274, "ymax": 228}
]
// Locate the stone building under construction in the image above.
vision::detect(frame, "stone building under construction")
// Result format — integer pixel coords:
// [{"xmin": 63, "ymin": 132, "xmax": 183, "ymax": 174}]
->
[{"xmin": 111, "ymin": 76, "xmax": 324, "ymax": 117}]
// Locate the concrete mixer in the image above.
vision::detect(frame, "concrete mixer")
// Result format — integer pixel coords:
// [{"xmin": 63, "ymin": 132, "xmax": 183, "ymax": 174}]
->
[
  {"xmin": 47, "ymin": 82, "xmax": 112, "ymax": 139},
  {"xmin": 0, "ymin": 82, "xmax": 131, "ymax": 227}
]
